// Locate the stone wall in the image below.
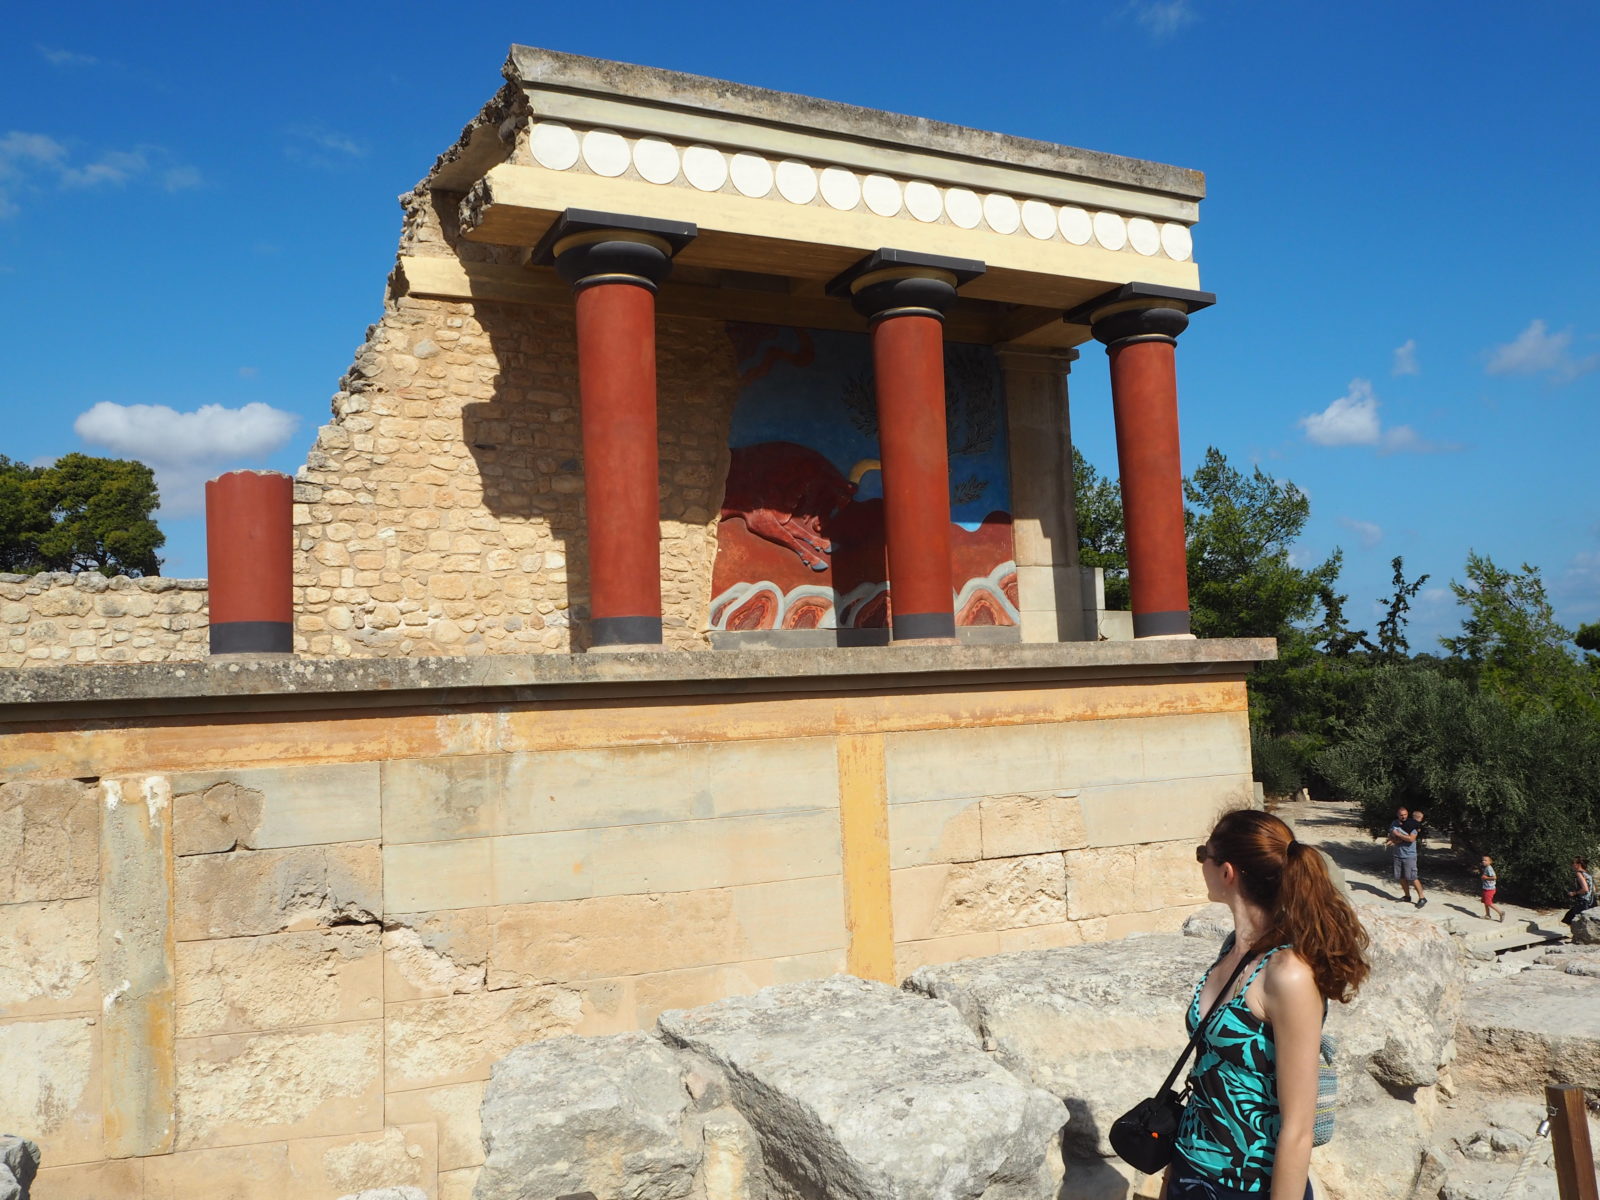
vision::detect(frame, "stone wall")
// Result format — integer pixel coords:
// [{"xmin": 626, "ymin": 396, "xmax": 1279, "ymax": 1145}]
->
[
  {"xmin": 0, "ymin": 572, "xmax": 208, "ymax": 668},
  {"xmin": 0, "ymin": 644, "xmax": 1261, "ymax": 1199},
  {"xmin": 291, "ymin": 185, "xmax": 738, "ymax": 658}
]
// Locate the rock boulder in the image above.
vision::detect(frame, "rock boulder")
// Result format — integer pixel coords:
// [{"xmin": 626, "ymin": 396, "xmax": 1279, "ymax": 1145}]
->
[{"xmin": 657, "ymin": 976, "xmax": 1065, "ymax": 1200}]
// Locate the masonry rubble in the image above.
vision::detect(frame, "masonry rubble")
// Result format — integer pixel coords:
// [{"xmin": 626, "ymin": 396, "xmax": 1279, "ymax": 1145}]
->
[{"xmin": 0, "ymin": 572, "xmax": 207, "ymax": 668}]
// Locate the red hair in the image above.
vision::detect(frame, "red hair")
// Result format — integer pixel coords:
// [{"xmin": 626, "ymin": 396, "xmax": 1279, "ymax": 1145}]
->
[{"xmin": 1209, "ymin": 809, "xmax": 1370, "ymax": 1003}]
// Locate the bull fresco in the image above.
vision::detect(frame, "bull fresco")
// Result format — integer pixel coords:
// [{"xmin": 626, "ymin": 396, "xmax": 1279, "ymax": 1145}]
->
[{"xmin": 710, "ymin": 323, "xmax": 1018, "ymax": 634}]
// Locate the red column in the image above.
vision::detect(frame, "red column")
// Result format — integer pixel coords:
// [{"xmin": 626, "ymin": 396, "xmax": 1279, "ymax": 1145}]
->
[
  {"xmin": 1070, "ymin": 284, "xmax": 1213, "ymax": 638},
  {"xmin": 872, "ymin": 313, "xmax": 957, "ymax": 641},
  {"xmin": 830, "ymin": 250, "xmax": 985, "ymax": 644},
  {"xmin": 1108, "ymin": 337, "xmax": 1190, "ymax": 635},
  {"xmin": 206, "ymin": 470, "xmax": 293, "ymax": 654},
  {"xmin": 537, "ymin": 213, "xmax": 696, "ymax": 648},
  {"xmin": 573, "ymin": 280, "xmax": 662, "ymax": 646}
]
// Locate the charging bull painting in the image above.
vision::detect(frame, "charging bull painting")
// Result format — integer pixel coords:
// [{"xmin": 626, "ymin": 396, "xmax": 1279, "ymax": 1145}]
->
[{"xmin": 710, "ymin": 323, "xmax": 1017, "ymax": 633}]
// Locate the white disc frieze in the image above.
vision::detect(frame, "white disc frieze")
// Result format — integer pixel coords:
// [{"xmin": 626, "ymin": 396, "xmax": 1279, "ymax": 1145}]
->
[
  {"xmin": 820, "ymin": 167, "xmax": 862, "ymax": 210},
  {"xmin": 983, "ymin": 193, "xmax": 1021, "ymax": 234},
  {"xmin": 581, "ymin": 129, "xmax": 630, "ymax": 177},
  {"xmin": 775, "ymin": 160, "xmax": 818, "ymax": 204},
  {"xmin": 1021, "ymin": 199, "xmax": 1056, "ymax": 239},
  {"xmin": 862, "ymin": 174, "xmax": 903, "ymax": 217},
  {"xmin": 632, "ymin": 138, "xmax": 680, "ymax": 185},
  {"xmin": 730, "ymin": 153, "xmax": 774, "ymax": 198},
  {"xmin": 1092, "ymin": 210, "xmax": 1128, "ymax": 251},
  {"xmin": 905, "ymin": 181, "xmax": 942, "ymax": 222},
  {"xmin": 1161, "ymin": 222, "xmax": 1194, "ymax": 261},
  {"xmin": 529, "ymin": 122, "xmax": 580, "ymax": 171},
  {"xmin": 683, "ymin": 145, "xmax": 729, "ymax": 192},
  {"xmin": 944, "ymin": 187, "xmax": 982, "ymax": 229},
  {"xmin": 1058, "ymin": 206, "xmax": 1091, "ymax": 244},
  {"xmin": 1128, "ymin": 217, "xmax": 1161, "ymax": 256}
]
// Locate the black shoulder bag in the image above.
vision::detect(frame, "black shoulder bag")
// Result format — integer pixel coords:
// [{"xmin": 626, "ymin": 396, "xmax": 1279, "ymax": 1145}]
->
[{"xmin": 1109, "ymin": 946, "xmax": 1254, "ymax": 1175}]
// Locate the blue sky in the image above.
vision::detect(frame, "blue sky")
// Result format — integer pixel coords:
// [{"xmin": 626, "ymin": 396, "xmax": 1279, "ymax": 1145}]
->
[{"xmin": 3, "ymin": 1, "xmax": 1596, "ymax": 646}]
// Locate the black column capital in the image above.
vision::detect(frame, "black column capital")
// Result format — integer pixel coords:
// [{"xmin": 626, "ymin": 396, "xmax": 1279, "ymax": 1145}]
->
[
  {"xmin": 533, "ymin": 208, "xmax": 698, "ymax": 293},
  {"xmin": 827, "ymin": 247, "xmax": 985, "ymax": 323},
  {"xmin": 1065, "ymin": 282, "xmax": 1215, "ymax": 349}
]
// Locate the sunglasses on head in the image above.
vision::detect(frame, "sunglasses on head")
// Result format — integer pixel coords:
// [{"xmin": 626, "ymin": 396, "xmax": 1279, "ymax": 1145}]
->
[{"xmin": 1195, "ymin": 845, "xmax": 1218, "ymax": 864}]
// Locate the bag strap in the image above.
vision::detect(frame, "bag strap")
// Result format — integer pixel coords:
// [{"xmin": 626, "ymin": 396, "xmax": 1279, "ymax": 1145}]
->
[{"xmin": 1153, "ymin": 946, "xmax": 1258, "ymax": 1097}]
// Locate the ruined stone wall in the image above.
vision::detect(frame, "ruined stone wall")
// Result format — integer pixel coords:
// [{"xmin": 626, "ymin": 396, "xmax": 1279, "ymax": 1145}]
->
[
  {"xmin": 0, "ymin": 658, "xmax": 1251, "ymax": 1199},
  {"xmin": 0, "ymin": 572, "xmax": 208, "ymax": 668},
  {"xmin": 291, "ymin": 184, "xmax": 738, "ymax": 657}
]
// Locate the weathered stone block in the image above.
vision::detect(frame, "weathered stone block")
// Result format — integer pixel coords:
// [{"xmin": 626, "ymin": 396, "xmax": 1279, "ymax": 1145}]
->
[
  {"xmin": 893, "ymin": 854, "xmax": 1067, "ymax": 940},
  {"xmin": 176, "ymin": 926, "xmax": 382, "ymax": 1037},
  {"xmin": 888, "ymin": 797, "xmax": 983, "ymax": 868},
  {"xmin": 658, "ymin": 977, "xmax": 1065, "ymax": 1200},
  {"xmin": 1063, "ymin": 839, "xmax": 1204, "ymax": 920},
  {"xmin": 145, "ymin": 1140, "xmax": 293, "ymax": 1199},
  {"xmin": 35, "ymin": 1157, "xmax": 146, "ymax": 1200},
  {"xmin": 384, "ymin": 984, "xmax": 583, "ymax": 1091},
  {"xmin": 980, "ymin": 791, "xmax": 1088, "ymax": 858},
  {"xmin": 381, "ymin": 909, "xmax": 490, "ymax": 1002},
  {"xmin": 289, "ymin": 1124, "xmax": 436, "ymax": 1200},
  {"xmin": 381, "ymin": 755, "xmax": 503, "ymax": 844},
  {"xmin": 0, "ymin": 896, "xmax": 97, "ymax": 1016},
  {"xmin": 385, "ymin": 1080, "xmax": 486, "ymax": 1170},
  {"xmin": 0, "ymin": 780, "xmax": 98, "ymax": 903},
  {"xmin": 1078, "ymin": 774, "xmax": 1252, "ymax": 849},
  {"xmin": 170, "ymin": 764, "xmax": 381, "ymax": 850},
  {"xmin": 382, "ymin": 839, "xmax": 492, "ymax": 913},
  {"xmin": 175, "ymin": 842, "xmax": 381, "ymax": 941},
  {"xmin": 174, "ymin": 1020, "xmax": 384, "ymax": 1150},
  {"xmin": 0, "ymin": 1015, "xmax": 102, "ymax": 1166}
]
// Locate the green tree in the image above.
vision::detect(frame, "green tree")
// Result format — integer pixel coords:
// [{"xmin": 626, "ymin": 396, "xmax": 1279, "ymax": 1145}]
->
[
  {"xmin": 1373, "ymin": 555, "xmax": 1429, "ymax": 662},
  {"xmin": 0, "ymin": 453, "xmax": 164, "ymax": 576},
  {"xmin": 1183, "ymin": 447, "xmax": 1342, "ymax": 639},
  {"xmin": 1440, "ymin": 552, "xmax": 1594, "ymax": 712}
]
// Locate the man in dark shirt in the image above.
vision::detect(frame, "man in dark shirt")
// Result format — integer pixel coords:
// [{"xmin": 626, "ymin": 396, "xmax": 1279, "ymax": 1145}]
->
[{"xmin": 1404, "ymin": 809, "xmax": 1427, "ymax": 909}]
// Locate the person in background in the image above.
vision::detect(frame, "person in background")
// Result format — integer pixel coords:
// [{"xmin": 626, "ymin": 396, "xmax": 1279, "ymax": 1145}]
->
[
  {"xmin": 1561, "ymin": 857, "xmax": 1594, "ymax": 934},
  {"xmin": 1476, "ymin": 855, "xmax": 1504, "ymax": 922},
  {"xmin": 1405, "ymin": 809, "xmax": 1428, "ymax": 910},
  {"xmin": 1164, "ymin": 810, "xmax": 1370, "ymax": 1200},
  {"xmin": 1388, "ymin": 806, "xmax": 1423, "ymax": 908}
]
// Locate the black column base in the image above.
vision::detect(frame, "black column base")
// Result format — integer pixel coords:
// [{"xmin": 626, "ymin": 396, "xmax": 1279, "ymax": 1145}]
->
[
  {"xmin": 1132, "ymin": 609, "xmax": 1192, "ymax": 637},
  {"xmin": 209, "ymin": 620, "xmax": 293, "ymax": 654},
  {"xmin": 890, "ymin": 611, "xmax": 957, "ymax": 641},
  {"xmin": 591, "ymin": 615, "xmax": 664, "ymax": 647}
]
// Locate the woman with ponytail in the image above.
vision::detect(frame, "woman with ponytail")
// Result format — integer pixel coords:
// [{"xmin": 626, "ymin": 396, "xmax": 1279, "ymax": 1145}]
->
[{"xmin": 1163, "ymin": 810, "xmax": 1369, "ymax": 1200}]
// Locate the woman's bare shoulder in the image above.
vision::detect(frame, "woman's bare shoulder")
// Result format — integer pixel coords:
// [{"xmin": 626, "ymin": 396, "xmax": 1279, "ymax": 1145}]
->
[{"xmin": 1262, "ymin": 949, "xmax": 1317, "ymax": 997}]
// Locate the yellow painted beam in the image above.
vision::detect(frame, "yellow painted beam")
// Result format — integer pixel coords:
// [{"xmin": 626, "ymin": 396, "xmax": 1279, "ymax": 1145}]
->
[{"xmin": 836, "ymin": 733, "xmax": 895, "ymax": 984}]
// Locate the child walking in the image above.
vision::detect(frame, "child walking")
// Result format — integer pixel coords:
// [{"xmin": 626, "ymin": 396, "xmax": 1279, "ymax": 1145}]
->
[{"xmin": 1477, "ymin": 856, "xmax": 1505, "ymax": 921}]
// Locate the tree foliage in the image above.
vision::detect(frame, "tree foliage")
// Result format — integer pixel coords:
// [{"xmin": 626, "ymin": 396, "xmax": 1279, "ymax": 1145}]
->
[
  {"xmin": 1071, "ymin": 447, "xmax": 1129, "ymax": 610},
  {"xmin": 0, "ymin": 453, "xmax": 164, "ymax": 576}
]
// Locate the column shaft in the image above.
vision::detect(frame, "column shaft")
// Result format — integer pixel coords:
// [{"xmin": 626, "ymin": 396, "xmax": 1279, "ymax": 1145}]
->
[
  {"xmin": 1108, "ymin": 338, "xmax": 1190, "ymax": 635},
  {"xmin": 574, "ymin": 280, "xmax": 662, "ymax": 645},
  {"xmin": 206, "ymin": 470, "xmax": 293, "ymax": 654},
  {"xmin": 872, "ymin": 313, "xmax": 956, "ymax": 641}
]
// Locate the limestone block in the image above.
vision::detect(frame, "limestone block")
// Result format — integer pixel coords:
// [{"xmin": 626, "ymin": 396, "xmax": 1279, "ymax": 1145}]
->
[
  {"xmin": 175, "ymin": 843, "xmax": 381, "ymax": 941},
  {"xmin": 381, "ymin": 909, "xmax": 490, "ymax": 1002},
  {"xmin": 173, "ymin": 781, "xmax": 264, "ymax": 856},
  {"xmin": 0, "ymin": 780, "xmax": 98, "ymax": 903},
  {"xmin": 1063, "ymin": 840, "xmax": 1204, "ymax": 920},
  {"xmin": 382, "ymin": 840, "xmax": 492, "ymax": 913},
  {"xmin": 487, "ymin": 877, "xmax": 845, "ymax": 987},
  {"xmin": 703, "ymin": 735, "xmax": 839, "ymax": 818},
  {"xmin": 384, "ymin": 983, "xmax": 583, "ymax": 1091},
  {"xmin": 289, "ymin": 1124, "xmax": 436, "ymax": 1200},
  {"xmin": 583, "ymin": 809, "xmax": 842, "ymax": 899},
  {"xmin": 0, "ymin": 896, "xmax": 97, "ymax": 1016},
  {"xmin": 381, "ymin": 756, "xmax": 503, "ymax": 844},
  {"xmin": 174, "ymin": 1019, "xmax": 385, "ymax": 1150},
  {"xmin": 36, "ymin": 1157, "xmax": 146, "ymax": 1200},
  {"xmin": 1455, "ymin": 962, "xmax": 1600, "ymax": 1093},
  {"xmin": 980, "ymin": 791, "xmax": 1088, "ymax": 858},
  {"xmin": 475, "ymin": 1031, "xmax": 698, "ymax": 1200},
  {"xmin": 176, "ymin": 926, "xmax": 382, "ymax": 1037},
  {"xmin": 386, "ymin": 1080, "xmax": 486, "ymax": 1170},
  {"xmin": 893, "ymin": 854, "xmax": 1067, "ymax": 941},
  {"xmin": 145, "ymin": 1140, "xmax": 294, "ymax": 1198},
  {"xmin": 438, "ymin": 1175, "xmax": 479, "ymax": 1200},
  {"xmin": 657, "ymin": 977, "xmax": 1066, "ymax": 1200},
  {"xmin": 1078, "ymin": 774, "xmax": 1253, "ymax": 849},
  {"xmin": 170, "ymin": 764, "xmax": 381, "ymax": 850},
  {"xmin": 0, "ymin": 1015, "xmax": 101, "ymax": 1166},
  {"xmin": 501, "ymin": 742, "xmax": 714, "ymax": 834},
  {"xmin": 888, "ymin": 797, "xmax": 983, "ymax": 868}
]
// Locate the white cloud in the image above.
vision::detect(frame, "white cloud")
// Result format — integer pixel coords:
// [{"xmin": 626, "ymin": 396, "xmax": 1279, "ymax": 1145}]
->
[
  {"xmin": 74, "ymin": 401, "xmax": 298, "ymax": 515},
  {"xmin": 1339, "ymin": 517, "xmax": 1383, "ymax": 549},
  {"xmin": 36, "ymin": 45, "xmax": 99, "ymax": 68},
  {"xmin": 285, "ymin": 124, "xmax": 367, "ymax": 166},
  {"xmin": 0, "ymin": 131, "xmax": 200, "ymax": 217},
  {"xmin": 1392, "ymin": 339, "xmax": 1419, "ymax": 376},
  {"xmin": 1127, "ymin": 0, "xmax": 1197, "ymax": 36},
  {"xmin": 1299, "ymin": 378, "xmax": 1454, "ymax": 454},
  {"xmin": 1486, "ymin": 319, "xmax": 1599, "ymax": 383}
]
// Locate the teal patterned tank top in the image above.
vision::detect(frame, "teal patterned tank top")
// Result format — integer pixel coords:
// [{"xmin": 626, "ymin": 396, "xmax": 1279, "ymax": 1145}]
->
[{"xmin": 1173, "ymin": 944, "xmax": 1291, "ymax": 1192}]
